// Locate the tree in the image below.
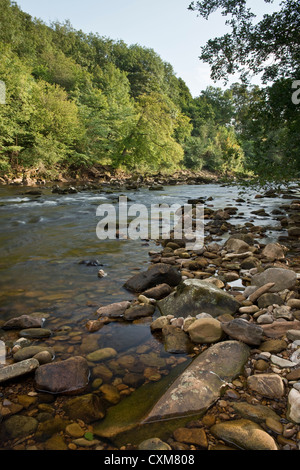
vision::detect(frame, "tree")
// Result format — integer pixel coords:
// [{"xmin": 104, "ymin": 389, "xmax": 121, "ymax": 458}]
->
[{"xmin": 188, "ymin": 0, "xmax": 300, "ymax": 83}]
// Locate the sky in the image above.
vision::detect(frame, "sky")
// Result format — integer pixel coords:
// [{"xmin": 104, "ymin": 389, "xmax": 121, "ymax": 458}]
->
[{"xmin": 15, "ymin": 0, "xmax": 281, "ymax": 97}]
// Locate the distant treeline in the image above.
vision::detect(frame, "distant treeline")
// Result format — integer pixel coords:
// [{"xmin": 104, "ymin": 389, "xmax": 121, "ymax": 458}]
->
[{"xmin": 0, "ymin": 0, "xmax": 298, "ymax": 180}]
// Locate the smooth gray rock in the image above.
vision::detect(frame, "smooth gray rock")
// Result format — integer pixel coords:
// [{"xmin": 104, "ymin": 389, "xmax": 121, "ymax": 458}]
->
[
  {"xmin": 251, "ymin": 268, "xmax": 297, "ymax": 293},
  {"xmin": 221, "ymin": 318, "xmax": 264, "ymax": 346},
  {"xmin": 13, "ymin": 345, "xmax": 55, "ymax": 362},
  {"xmin": 157, "ymin": 279, "xmax": 240, "ymax": 318},
  {"xmin": 124, "ymin": 263, "xmax": 182, "ymax": 293},
  {"xmin": 0, "ymin": 358, "xmax": 39, "ymax": 383}
]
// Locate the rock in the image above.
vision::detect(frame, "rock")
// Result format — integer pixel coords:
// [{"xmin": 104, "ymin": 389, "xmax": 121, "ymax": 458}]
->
[
  {"xmin": 273, "ymin": 305, "xmax": 293, "ymax": 320},
  {"xmin": 99, "ymin": 384, "xmax": 121, "ymax": 404},
  {"xmin": 259, "ymin": 339, "xmax": 287, "ymax": 353},
  {"xmin": 221, "ymin": 318, "xmax": 264, "ymax": 346},
  {"xmin": 124, "ymin": 304, "xmax": 155, "ymax": 321},
  {"xmin": 157, "ymin": 279, "xmax": 240, "ymax": 319},
  {"xmin": 286, "ymin": 329, "xmax": 300, "ymax": 341},
  {"xmin": 35, "ymin": 417, "xmax": 69, "ymax": 441},
  {"xmin": 97, "ymin": 301, "xmax": 131, "ymax": 319},
  {"xmin": 225, "ymin": 238, "xmax": 251, "ymax": 254},
  {"xmin": 210, "ymin": 419, "xmax": 278, "ymax": 450},
  {"xmin": 187, "ymin": 318, "xmax": 223, "ymax": 344},
  {"xmin": 144, "ymin": 341, "xmax": 250, "ymax": 422},
  {"xmin": 262, "ymin": 320, "xmax": 300, "ymax": 338},
  {"xmin": 262, "ymin": 243, "xmax": 285, "ymax": 260},
  {"xmin": 150, "ymin": 316, "xmax": 171, "ymax": 331},
  {"xmin": 247, "ymin": 283, "xmax": 276, "ymax": 303},
  {"xmin": 247, "ymin": 373, "xmax": 285, "ymax": 398},
  {"xmin": 161, "ymin": 325, "xmax": 193, "ymax": 354},
  {"xmin": 2, "ymin": 315, "xmax": 44, "ymax": 330},
  {"xmin": 257, "ymin": 293, "xmax": 284, "ymax": 308},
  {"xmin": 44, "ymin": 434, "xmax": 68, "ymax": 451},
  {"xmin": 257, "ymin": 313, "xmax": 274, "ymax": 324},
  {"xmin": 123, "ymin": 372, "xmax": 145, "ymax": 388},
  {"xmin": 0, "ymin": 358, "xmax": 39, "ymax": 384},
  {"xmin": 231, "ymin": 402, "xmax": 282, "ymax": 424},
  {"xmin": 138, "ymin": 438, "xmax": 171, "ymax": 450},
  {"xmin": 287, "ymin": 299, "xmax": 300, "ymax": 309},
  {"xmin": 143, "ymin": 284, "xmax": 173, "ymax": 300},
  {"xmin": 287, "ymin": 389, "xmax": 300, "ymax": 423},
  {"xmin": 34, "ymin": 356, "xmax": 90, "ymax": 395},
  {"xmin": 270, "ymin": 355, "xmax": 297, "ymax": 368},
  {"xmin": 19, "ymin": 328, "xmax": 52, "ymax": 339},
  {"xmin": 124, "ymin": 263, "xmax": 182, "ymax": 293},
  {"xmin": 13, "ymin": 346, "xmax": 55, "ymax": 362},
  {"xmin": 251, "ymin": 268, "xmax": 297, "ymax": 293},
  {"xmin": 0, "ymin": 415, "xmax": 38, "ymax": 440},
  {"xmin": 86, "ymin": 348, "xmax": 117, "ymax": 362},
  {"xmin": 173, "ymin": 427, "xmax": 208, "ymax": 448},
  {"xmin": 63, "ymin": 393, "xmax": 105, "ymax": 423},
  {"xmin": 33, "ymin": 351, "xmax": 53, "ymax": 365},
  {"xmin": 65, "ymin": 423, "xmax": 85, "ymax": 438}
]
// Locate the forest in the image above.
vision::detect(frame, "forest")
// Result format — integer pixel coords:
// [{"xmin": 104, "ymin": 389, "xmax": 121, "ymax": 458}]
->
[{"xmin": 0, "ymin": 0, "xmax": 299, "ymax": 182}]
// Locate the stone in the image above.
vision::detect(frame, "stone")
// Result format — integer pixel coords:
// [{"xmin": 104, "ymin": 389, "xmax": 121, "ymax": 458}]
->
[
  {"xmin": 150, "ymin": 316, "xmax": 170, "ymax": 331},
  {"xmin": 161, "ymin": 325, "xmax": 193, "ymax": 354},
  {"xmin": 262, "ymin": 243, "xmax": 285, "ymax": 260},
  {"xmin": 210, "ymin": 419, "xmax": 278, "ymax": 450},
  {"xmin": 251, "ymin": 268, "xmax": 297, "ymax": 293},
  {"xmin": 221, "ymin": 318, "xmax": 264, "ymax": 346},
  {"xmin": 2, "ymin": 315, "xmax": 44, "ymax": 330},
  {"xmin": 231, "ymin": 402, "xmax": 281, "ymax": 424},
  {"xmin": 157, "ymin": 279, "xmax": 240, "ymax": 319},
  {"xmin": 287, "ymin": 329, "xmax": 300, "ymax": 341},
  {"xmin": 19, "ymin": 328, "xmax": 52, "ymax": 339},
  {"xmin": 99, "ymin": 384, "xmax": 121, "ymax": 404},
  {"xmin": 143, "ymin": 284, "xmax": 173, "ymax": 300},
  {"xmin": 0, "ymin": 415, "xmax": 38, "ymax": 440},
  {"xmin": 173, "ymin": 427, "xmax": 208, "ymax": 448},
  {"xmin": 138, "ymin": 438, "xmax": 171, "ymax": 450},
  {"xmin": 63, "ymin": 393, "xmax": 105, "ymax": 423},
  {"xmin": 247, "ymin": 373, "xmax": 285, "ymax": 398},
  {"xmin": 44, "ymin": 434, "xmax": 68, "ymax": 451},
  {"xmin": 124, "ymin": 304, "xmax": 156, "ymax": 321},
  {"xmin": 13, "ymin": 346, "xmax": 55, "ymax": 363},
  {"xmin": 273, "ymin": 305, "xmax": 293, "ymax": 321},
  {"xmin": 124, "ymin": 263, "xmax": 182, "ymax": 293},
  {"xmin": 33, "ymin": 351, "xmax": 54, "ymax": 365},
  {"xmin": 0, "ymin": 358, "xmax": 39, "ymax": 384},
  {"xmin": 259, "ymin": 339, "xmax": 287, "ymax": 353},
  {"xmin": 97, "ymin": 301, "xmax": 131, "ymax": 318},
  {"xmin": 262, "ymin": 320, "xmax": 300, "ymax": 338},
  {"xmin": 35, "ymin": 417, "xmax": 69, "ymax": 441},
  {"xmin": 65, "ymin": 423, "xmax": 85, "ymax": 438},
  {"xmin": 271, "ymin": 355, "xmax": 297, "ymax": 368},
  {"xmin": 86, "ymin": 348, "xmax": 117, "ymax": 362},
  {"xmin": 287, "ymin": 388, "xmax": 300, "ymax": 423},
  {"xmin": 145, "ymin": 341, "xmax": 250, "ymax": 422},
  {"xmin": 247, "ymin": 283, "xmax": 276, "ymax": 303},
  {"xmin": 225, "ymin": 238, "xmax": 251, "ymax": 254},
  {"xmin": 257, "ymin": 293, "xmax": 284, "ymax": 309},
  {"xmin": 187, "ymin": 318, "xmax": 223, "ymax": 344},
  {"xmin": 287, "ymin": 299, "xmax": 300, "ymax": 309},
  {"xmin": 34, "ymin": 356, "xmax": 90, "ymax": 395}
]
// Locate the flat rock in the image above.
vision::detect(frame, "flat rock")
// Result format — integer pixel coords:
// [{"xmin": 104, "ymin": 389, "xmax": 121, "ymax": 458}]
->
[
  {"xmin": 13, "ymin": 345, "xmax": 55, "ymax": 362},
  {"xmin": 124, "ymin": 304, "xmax": 155, "ymax": 321},
  {"xmin": 231, "ymin": 402, "xmax": 282, "ymax": 424},
  {"xmin": 251, "ymin": 268, "xmax": 297, "ymax": 293},
  {"xmin": 138, "ymin": 438, "xmax": 171, "ymax": 450},
  {"xmin": 247, "ymin": 373, "xmax": 285, "ymax": 398},
  {"xmin": 124, "ymin": 263, "xmax": 182, "ymax": 293},
  {"xmin": 0, "ymin": 415, "xmax": 38, "ymax": 440},
  {"xmin": 144, "ymin": 341, "xmax": 250, "ymax": 422},
  {"xmin": 0, "ymin": 358, "xmax": 39, "ymax": 384},
  {"xmin": 157, "ymin": 279, "xmax": 240, "ymax": 319},
  {"xmin": 261, "ymin": 320, "xmax": 300, "ymax": 338},
  {"xmin": 19, "ymin": 328, "xmax": 52, "ymax": 339},
  {"xmin": 221, "ymin": 318, "xmax": 264, "ymax": 346},
  {"xmin": 34, "ymin": 356, "xmax": 89, "ymax": 395},
  {"xmin": 97, "ymin": 301, "xmax": 131, "ymax": 318},
  {"xmin": 2, "ymin": 315, "xmax": 44, "ymax": 330},
  {"xmin": 210, "ymin": 419, "xmax": 278, "ymax": 450}
]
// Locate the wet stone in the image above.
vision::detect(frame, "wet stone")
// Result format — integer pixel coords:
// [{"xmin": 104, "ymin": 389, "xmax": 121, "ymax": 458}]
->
[
  {"xmin": 19, "ymin": 328, "xmax": 52, "ymax": 339},
  {"xmin": 2, "ymin": 315, "xmax": 44, "ymax": 330}
]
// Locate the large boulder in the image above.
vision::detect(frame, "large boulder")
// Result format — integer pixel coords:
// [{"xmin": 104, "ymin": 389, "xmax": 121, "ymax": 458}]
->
[
  {"xmin": 251, "ymin": 268, "xmax": 297, "ymax": 293},
  {"xmin": 144, "ymin": 341, "xmax": 250, "ymax": 423},
  {"xmin": 157, "ymin": 279, "xmax": 240, "ymax": 318},
  {"xmin": 124, "ymin": 263, "xmax": 182, "ymax": 293},
  {"xmin": 34, "ymin": 356, "xmax": 90, "ymax": 395}
]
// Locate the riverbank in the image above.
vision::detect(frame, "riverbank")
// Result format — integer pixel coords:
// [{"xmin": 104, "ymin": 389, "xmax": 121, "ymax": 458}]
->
[{"xmin": 0, "ymin": 180, "xmax": 300, "ymax": 451}]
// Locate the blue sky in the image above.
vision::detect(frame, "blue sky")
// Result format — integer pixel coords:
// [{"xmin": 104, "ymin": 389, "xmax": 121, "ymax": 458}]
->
[{"xmin": 15, "ymin": 0, "xmax": 281, "ymax": 97}]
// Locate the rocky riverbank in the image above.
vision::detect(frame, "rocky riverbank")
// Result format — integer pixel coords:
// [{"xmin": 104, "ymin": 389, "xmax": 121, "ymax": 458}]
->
[{"xmin": 1, "ymin": 182, "xmax": 300, "ymax": 451}]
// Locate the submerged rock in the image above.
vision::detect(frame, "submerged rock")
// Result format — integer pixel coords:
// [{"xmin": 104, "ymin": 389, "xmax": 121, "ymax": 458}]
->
[
  {"xmin": 0, "ymin": 358, "xmax": 39, "ymax": 384},
  {"xmin": 2, "ymin": 315, "xmax": 44, "ymax": 330},
  {"xmin": 157, "ymin": 279, "xmax": 240, "ymax": 318},
  {"xmin": 34, "ymin": 356, "xmax": 90, "ymax": 395}
]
